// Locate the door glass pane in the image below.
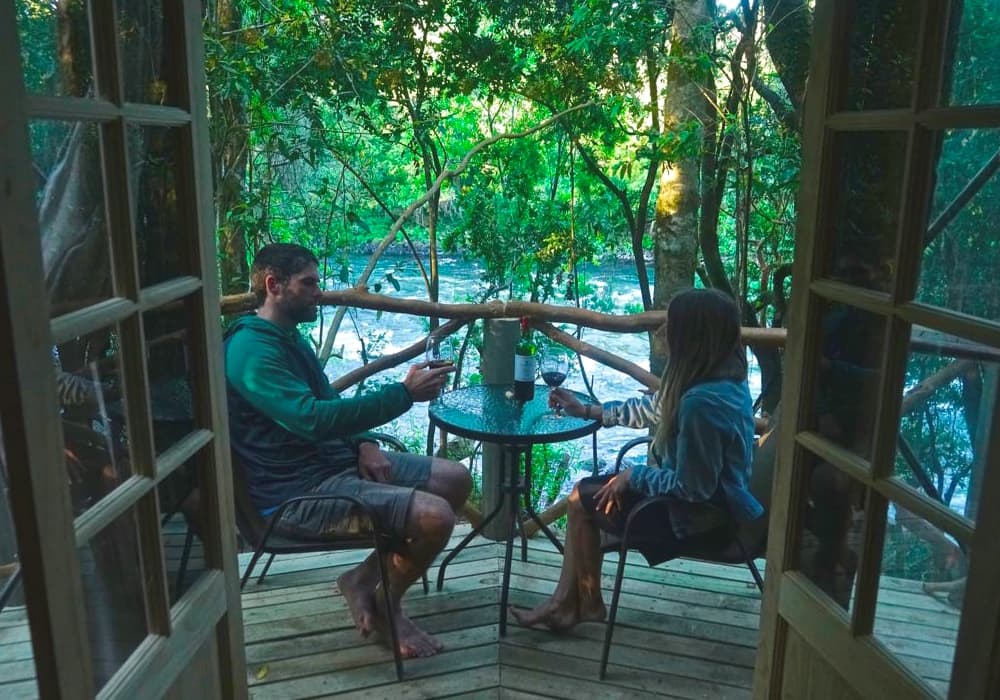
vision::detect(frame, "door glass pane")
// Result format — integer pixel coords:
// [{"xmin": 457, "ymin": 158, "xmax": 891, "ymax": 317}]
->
[
  {"xmin": 875, "ymin": 502, "xmax": 966, "ymax": 698},
  {"xmin": 810, "ymin": 299, "xmax": 887, "ymax": 460},
  {"xmin": 917, "ymin": 129, "xmax": 1000, "ymax": 321},
  {"xmin": 842, "ymin": 0, "xmax": 920, "ymax": 111},
  {"xmin": 794, "ymin": 449, "xmax": 867, "ymax": 611},
  {"xmin": 78, "ymin": 508, "xmax": 149, "ymax": 690},
  {"xmin": 164, "ymin": 450, "xmax": 207, "ymax": 606},
  {"xmin": 0, "ymin": 416, "xmax": 40, "ymax": 700},
  {"xmin": 940, "ymin": 1, "xmax": 1000, "ymax": 106},
  {"xmin": 143, "ymin": 301, "xmax": 195, "ymax": 455},
  {"xmin": 16, "ymin": 0, "xmax": 94, "ymax": 97},
  {"xmin": 895, "ymin": 332, "xmax": 996, "ymax": 521},
  {"xmin": 30, "ymin": 120, "xmax": 114, "ymax": 318},
  {"xmin": 118, "ymin": 0, "xmax": 174, "ymax": 105},
  {"xmin": 822, "ymin": 131, "xmax": 907, "ymax": 291},
  {"xmin": 130, "ymin": 126, "xmax": 189, "ymax": 287},
  {"xmin": 55, "ymin": 326, "xmax": 134, "ymax": 517}
]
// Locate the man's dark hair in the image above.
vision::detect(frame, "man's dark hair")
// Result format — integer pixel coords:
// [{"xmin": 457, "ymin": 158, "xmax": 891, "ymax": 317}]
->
[{"xmin": 249, "ymin": 243, "xmax": 319, "ymax": 306}]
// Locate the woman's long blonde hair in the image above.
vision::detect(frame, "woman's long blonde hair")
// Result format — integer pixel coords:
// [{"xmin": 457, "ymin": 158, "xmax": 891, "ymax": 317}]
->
[{"xmin": 651, "ymin": 288, "xmax": 747, "ymax": 459}]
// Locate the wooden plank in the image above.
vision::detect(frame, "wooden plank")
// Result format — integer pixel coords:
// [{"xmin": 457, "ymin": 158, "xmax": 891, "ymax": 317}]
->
[
  {"xmin": 499, "ymin": 663, "xmax": 698, "ymax": 700},
  {"xmin": 249, "ymin": 642, "xmax": 497, "ymax": 699},
  {"xmin": 503, "ymin": 625, "xmax": 752, "ymax": 689},
  {"xmin": 327, "ymin": 665, "xmax": 500, "ymax": 700},
  {"xmin": 249, "ymin": 624, "xmax": 497, "ymax": 688}
]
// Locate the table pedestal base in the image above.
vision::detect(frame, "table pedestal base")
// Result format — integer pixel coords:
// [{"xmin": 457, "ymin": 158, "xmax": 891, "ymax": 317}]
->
[{"xmin": 435, "ymin": 445, "xmax": 564, "ymax": 636}]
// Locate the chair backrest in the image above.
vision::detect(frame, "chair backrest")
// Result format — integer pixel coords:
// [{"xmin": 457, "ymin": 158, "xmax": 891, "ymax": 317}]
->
[{"xmin": 228, "ymin": 451, "xmax": 271, "ymax": 550}]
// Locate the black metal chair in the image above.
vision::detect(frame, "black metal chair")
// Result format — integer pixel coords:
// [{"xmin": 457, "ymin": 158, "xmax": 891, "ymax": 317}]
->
[
  {"xmin": 232, "ymin": 432, "xmax": 424, "ymax": 682},
  {"xmin": 598, "ymin": 436, "xmax": 766, "ymax": 680}
]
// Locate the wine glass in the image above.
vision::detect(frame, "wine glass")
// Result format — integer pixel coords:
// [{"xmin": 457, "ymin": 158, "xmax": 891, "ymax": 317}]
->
[
  {"xmin": 540, "ymin": 353, "xmax": 570, "ymax": 415},
  {"xmin": 425, "ymin": 335, "xmax": 454, "ymax": 369}
]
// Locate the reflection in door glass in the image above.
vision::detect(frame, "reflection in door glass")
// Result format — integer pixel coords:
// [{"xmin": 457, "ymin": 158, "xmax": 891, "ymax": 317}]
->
[
  {"xmin": 30, "ymin": 120, "xmax": 114, "ymax": 318},
  {"xmin": 809, "ymin": 300, "xmax": 886, "ymax": 460},
  {"xmin": 874, "ymin": 502, "xmax": 966, "ymax": 698},
  {"xmin": 917, "ymin": 129, "xmax": 1000, "ymax": 322},
  {"xmin": 16, "ymin": 0, "xmax": 95, "ymax": 98},
  {"xmin": 78, "ymin": 507, "xmax": 149, "ymax": 690},
  {"xmin": 823, "ymin": 131, "xmax": 907, "ymax": 290},
  {"xmin": 54, "ymin": 325, "xmax": 134, "ymax": 518},
  {"xmin": 842, "ymin": 0, "xmax": 919, "ymax": 111},
  {"xmin": 128, "ymin": 126, "xmax": 189, "ymax": 287},
  {"xmin": 895, "ymin": 334, "xmax": 995, "ymax": 522},
  {"xmin": 794, "ymin": 449, "xmax": 867, "ymax": 612},
  {"xmin": 0, "ymin": 415, "xmax": 40, "ymax": 699}
]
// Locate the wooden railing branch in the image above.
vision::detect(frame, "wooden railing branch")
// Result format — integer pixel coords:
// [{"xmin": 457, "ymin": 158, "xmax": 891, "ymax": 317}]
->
[{"xmin": 219, "ymin": 289, "xmax": 787, "ymax": 347}]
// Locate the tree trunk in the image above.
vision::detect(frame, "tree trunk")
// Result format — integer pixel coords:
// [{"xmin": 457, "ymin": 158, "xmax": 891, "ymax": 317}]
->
[
  {"xmin": 651, "ymin": 0, "xmax": 713, "ymax": 374},
  {"xmin": 762, "ymin": 0, "xmax": 812, "ymax": 119},
  {"xmin": 208, "ymin": 0, "xmax": 250, "ymax": 294}
]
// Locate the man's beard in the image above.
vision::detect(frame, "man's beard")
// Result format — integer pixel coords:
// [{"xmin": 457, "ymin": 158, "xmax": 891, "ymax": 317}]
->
[{"xmin": 287, "ymin": 302, "xmax": 318, "ymax": 324}]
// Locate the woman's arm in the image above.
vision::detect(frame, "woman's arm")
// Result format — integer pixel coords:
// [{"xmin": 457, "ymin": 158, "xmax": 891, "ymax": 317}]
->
[{"xmin": 601, "ymin": 391, "xmax": 660, "ymax": 429}]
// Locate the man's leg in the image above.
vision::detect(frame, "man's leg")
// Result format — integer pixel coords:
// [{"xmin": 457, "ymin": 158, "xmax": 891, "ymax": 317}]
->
[
  {"xmin": 422, "ymin": 456, "xmax": 473, "ymax": 511},
  {"xmin": 373, "ymin": 490, "xmax": 455, "ymax": 656}
]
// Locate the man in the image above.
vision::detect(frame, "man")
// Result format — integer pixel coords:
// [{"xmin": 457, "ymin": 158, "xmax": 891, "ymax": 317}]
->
[{"xmin": 225, "ymin": 243, "xmax": 471, "ymax": 658}]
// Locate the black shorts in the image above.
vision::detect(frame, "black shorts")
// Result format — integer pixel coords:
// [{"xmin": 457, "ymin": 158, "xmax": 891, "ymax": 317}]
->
[
  {"xmin": 276, "ymin": 451, "xmax": 433, "ymax": 545},
  {"xmin": 578, "ymin": 474, "xmax": 730, "ymax": 566}
]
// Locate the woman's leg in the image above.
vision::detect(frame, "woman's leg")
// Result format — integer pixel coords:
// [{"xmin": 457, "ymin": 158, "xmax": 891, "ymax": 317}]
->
[{"xmin": 509, "ymin": 481, "xmax": 607, "ymax": 630}]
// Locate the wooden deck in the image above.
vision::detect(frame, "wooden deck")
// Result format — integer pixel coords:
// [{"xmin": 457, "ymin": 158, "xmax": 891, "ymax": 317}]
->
[{"xmin": 0, "ymin": 524, "xmax": 961, "ymax": 699}]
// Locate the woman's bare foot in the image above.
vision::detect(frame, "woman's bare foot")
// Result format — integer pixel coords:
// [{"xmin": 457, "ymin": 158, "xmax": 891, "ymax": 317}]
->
[
  {"xmin": 509, "ymin": 600, "xmax": 580, "ymax": 631},
  {"xmin": 337, "ymin": 567, "xmax": 377, "ymax": 637},
  {"xmin": 373, "ymin": 594, "xmax": 443, "ymax": 658}
]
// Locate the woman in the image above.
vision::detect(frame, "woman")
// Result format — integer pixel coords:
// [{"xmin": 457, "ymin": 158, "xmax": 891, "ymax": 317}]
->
[{"xmin": 510, "ymin": 288, "xmax": 763, "ymax": 631}]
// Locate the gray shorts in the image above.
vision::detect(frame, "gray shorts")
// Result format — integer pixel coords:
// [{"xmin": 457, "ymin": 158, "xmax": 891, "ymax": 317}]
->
[{"xmin": 276, "ymin": 451, "xmax": 432, "ymax": 543}]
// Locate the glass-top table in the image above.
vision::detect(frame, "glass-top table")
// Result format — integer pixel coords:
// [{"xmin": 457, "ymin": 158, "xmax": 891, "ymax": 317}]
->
[{"xmin": 429, "ymin": 384, "xmax": 601, "ymax": 636}]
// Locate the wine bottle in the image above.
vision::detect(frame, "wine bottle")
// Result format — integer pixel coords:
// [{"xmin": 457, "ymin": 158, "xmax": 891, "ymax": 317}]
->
[{"xmin": 513, "ymin": 317, "xmax": 536, "ymax": 401}]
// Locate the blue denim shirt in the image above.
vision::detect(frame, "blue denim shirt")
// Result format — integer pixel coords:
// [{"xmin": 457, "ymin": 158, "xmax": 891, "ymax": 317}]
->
[{"xmin": 607, "ymin": 379, "xmax": 764, "ymax": 536}]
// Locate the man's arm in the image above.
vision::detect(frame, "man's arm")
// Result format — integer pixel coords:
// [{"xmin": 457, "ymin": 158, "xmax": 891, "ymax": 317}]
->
[{"xmin": 226, "ymin": 337, "xmax": 412, "ymax": 441}]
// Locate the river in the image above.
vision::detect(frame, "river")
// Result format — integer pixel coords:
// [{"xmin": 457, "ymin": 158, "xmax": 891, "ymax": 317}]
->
[{"xmin": 315, "ymin": 255, "xmax": 763, "ymax": 501}]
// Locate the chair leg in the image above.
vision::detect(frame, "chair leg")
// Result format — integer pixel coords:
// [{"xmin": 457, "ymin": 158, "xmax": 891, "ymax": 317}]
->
[
  {"xmin": 374, "ymin": 546, "xmax": 404, "ymax": 680},
  {"xmin": 240, "ymin": 547, "xmax": 266, "ymax": 590},
  {"xmin": 0, "ymin": 568, "xmax": 22, "ymax": 613},
  {"xmin": 256, "ymin": 553, "xmax": 277, "ymax": 585},
  {"xmin": 747, "ymin": 559, "xmax": 765, "ymax": 593},
  {"xmin": 421, "ymin": 572, "xmax": 429, "ymax": 595},
  {"xmin": 175, "ymin": 526, "xmax": 195, "ymax": 596},
  {"xmin": 600, "ymin": 549, "xmax": 629, "ymax": 681}
]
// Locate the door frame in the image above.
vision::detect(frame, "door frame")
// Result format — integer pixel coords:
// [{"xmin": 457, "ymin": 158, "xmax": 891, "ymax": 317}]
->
[
  {"xmin": 754, "ymin": 1, "xmax": 1000, "ymax": 699},
  {"xmin": 0, "ymin": 1, "xmax": 246, "ymax": 697}
]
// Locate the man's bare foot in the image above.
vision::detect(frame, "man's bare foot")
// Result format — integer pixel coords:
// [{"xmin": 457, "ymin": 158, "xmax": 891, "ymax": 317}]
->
[
  {"xmin": 337, "ymin": 567, "xmax": 377, "ymax": 637},
  {"xmin": 509, "ymin": 599, "xmax": 582, "ymax": 631},
  {"xmin": 374, "ymin": 594, "xmax": 443, "ymax": 658}
]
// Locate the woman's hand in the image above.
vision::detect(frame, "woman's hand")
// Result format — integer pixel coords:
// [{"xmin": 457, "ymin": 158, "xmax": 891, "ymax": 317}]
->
[
  {"xmin": 548, "ymin": 388, "xmax": 586, "ymax": 418},
  {"xmin": 594, "ymin": 467, "xmax": 632, "ymax": 514}
]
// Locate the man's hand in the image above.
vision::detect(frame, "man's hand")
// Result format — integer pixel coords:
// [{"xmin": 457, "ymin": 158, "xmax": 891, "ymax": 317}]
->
[
  {"xmin": 548, "ymin": 388, "xmax": 586, "ymax": 418},
  {"xmin": 358, "ymin": 442, "xmax": 392, "ymax": 483},
  {"xmin": 594, "ymin": 467, "xmax": 632, "ymax": 515},
  {"xmin": 403, "ymin": 361, "xmax": 455, "ymax": 402}
]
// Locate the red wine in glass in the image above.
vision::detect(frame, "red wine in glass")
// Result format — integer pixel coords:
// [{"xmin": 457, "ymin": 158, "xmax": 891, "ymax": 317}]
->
[
  {"xmin": 541, "ymin": 370, "xmax": 567, "ymax": 388},
  {"xmin": 540, "ymin": 354, "xmax": 570, "ymax": 415}
]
